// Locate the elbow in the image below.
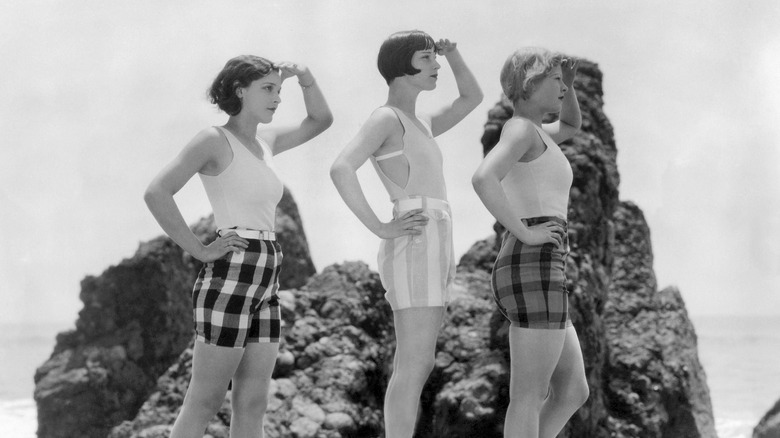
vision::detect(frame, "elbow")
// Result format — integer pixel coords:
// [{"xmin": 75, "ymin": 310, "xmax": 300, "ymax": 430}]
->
[
  {"xmin": 329, "ymin": 159, "xmax": 347, "ymax": 183},
  {"xmin": 471, "ymin": 171, "xmax": 487, "ymax": 195},
  {"xmin": 143, "ymin": 183, "xmax": 160, "ymax": 208}
]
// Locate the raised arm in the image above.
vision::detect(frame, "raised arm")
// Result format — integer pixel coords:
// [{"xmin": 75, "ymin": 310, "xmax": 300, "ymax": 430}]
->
[
  {"xmin": 144, "ymin": 129, "xmax": 249, "ymax": 262},
  {"xmin": 472, "ymin": 119, "xmax": 564, "ymax": 247},
  {"xmin": 261, "ymin": 62, "xmax": 333, "ymax": 155},
  {"xmin": 429, "ymin": 39, "xmax": 484, "ymax": 137},
  {"xmin": 544, "ymin": 58, "xmax": 581, "ymax": 144},
  {"xmin": 330, "ymin": 108, "xmax": 427, "ymax": 239}
]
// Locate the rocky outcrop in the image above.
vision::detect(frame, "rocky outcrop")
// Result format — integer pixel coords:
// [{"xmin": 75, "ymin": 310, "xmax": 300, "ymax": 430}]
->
[
  {"xmin": 754, "ymin": 398, "xmax": 780, "ymax": 438},
  {"xmin": 109, "ymin": 262, "xmax": 394, "ymax": 438},
  {"xmin": 454, "ymin": 60, "xmax": 715, "ymax": 437},
  {"xmin": 603, "ymin": 202, "xmax": 716, "ymax": 437},
  {"xmin": 34, "ymin": 188, "xmax": 315, "ymax": 438}
]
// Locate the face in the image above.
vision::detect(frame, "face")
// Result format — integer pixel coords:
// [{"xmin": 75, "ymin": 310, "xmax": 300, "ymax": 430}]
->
[
  {"xmin": 408, "ymin": 48, "xmax": 440, "ymax": 90},
  {"xmin": 528, "ymin": 65, "xmax": 568, "ymax": 112},
  {"xmin": 237, "ymin": 70, "xmax": 282, "ymax": 123}
]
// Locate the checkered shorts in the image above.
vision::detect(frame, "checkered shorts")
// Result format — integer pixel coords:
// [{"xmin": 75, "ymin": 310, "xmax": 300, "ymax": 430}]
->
[
  {"xmin": 191, "ymin": 229, "xmax": 283, "ymax": 348},
  {"xmin": 491, "ymin": 217, "xmax": 572, "ymax": 330}
]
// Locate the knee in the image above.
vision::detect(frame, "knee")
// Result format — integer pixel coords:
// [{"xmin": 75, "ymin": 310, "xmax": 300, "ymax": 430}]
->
[
  {"xmin": 553, "ymin": 379, "xmax": 589, "ymax": 410},
  {"xmin": 396, "ymin": 354, "xmax": 435, "ymax": 381},
  {"xmin": 572, "ymin": 381, "xmax": 590, "ymax": 408},
  {"xmin": 183, "ymin": 387, "xmax": 228, "ymax": 417},
  {"xmin": 510, "ymin": 385, "xmax": 549, "ymax": 408},
  {"xmin": 232, "ymin": 388, "xmax": 269, "ymax": 417}
]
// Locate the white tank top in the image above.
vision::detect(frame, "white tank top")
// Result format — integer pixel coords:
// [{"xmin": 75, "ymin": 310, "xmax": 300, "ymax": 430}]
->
[
  {"xmin": 369, "ymin": 106, "xmax": 447, "ymax": 201},
  {"xmin": 502, "ymin": 123, "xmax": 573, "ymax": 220},
  {"xmin": 199, "ymin": 127, "xmax": 283, "ymax": 231}
]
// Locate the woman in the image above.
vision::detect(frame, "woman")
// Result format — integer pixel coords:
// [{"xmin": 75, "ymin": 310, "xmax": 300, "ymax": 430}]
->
[
  {"xmin": 471, "ymin": 48, "xmax": 589, "ymax": 437},
  {"xmin": 330, "ymin": 30, "xmax": 482, "ymax": 438},
  {"xmin": 144, "ymin": 55, "xmax": 332, "ymax": 438}
]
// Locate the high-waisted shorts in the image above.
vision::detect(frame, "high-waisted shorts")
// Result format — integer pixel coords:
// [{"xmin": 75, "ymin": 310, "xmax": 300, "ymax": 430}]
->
[
  {"xmin": 191, "ymin": 228, "xmax": 283, "ymax": 348},
  {"xmin": 377, "ymin": 196, "xmax": 456, "ymax": 310},
  {"xmin": 491, "ymin": 216, "xmax": 572, "ymax": 330}
]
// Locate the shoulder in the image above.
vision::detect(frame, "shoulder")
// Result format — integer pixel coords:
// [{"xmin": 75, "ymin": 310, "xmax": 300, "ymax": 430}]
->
[
  {"xmin": 362, "ymin": 106, "xmax": 403, "ymax": 135},
  {"xmin": 182, "ymin": 127, "xmax": 229, "ymax": 161},
  {"xmin": 501, "ymin": 118, "xmax": 539, "ymax": 144}
]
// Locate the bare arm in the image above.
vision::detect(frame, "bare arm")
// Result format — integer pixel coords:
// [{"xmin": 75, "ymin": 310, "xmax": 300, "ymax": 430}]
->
[
  {"xmin": 144, "ymin": 129, "xmax": 248, "ymax": 261},
  {"xmin": 429, "ymin": 39, "xmax": 484, "ymax": 137},
  {"xmin": 330, "ymin": 108, "xmax": 427, "ymax": 239},
  {"xmin": 545, "ymin": 58, "xmax": 581, "ymax": 144},
  {"xmin": 472, "ymin": 119, "xmax": 564, "ymax": 246},
  {"xmin": 261, "ymin": 63, "xmax": 333, "ymax": 155}
]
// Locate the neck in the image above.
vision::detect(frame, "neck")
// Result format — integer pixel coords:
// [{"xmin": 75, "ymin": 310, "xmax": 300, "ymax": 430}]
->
[
  {"xmin": 386, "ymin": 80, "xmax": 421, "ymax": 114},
  {"xmin": 224, "ymin": 114, "xmax": 259, "ymax": 139},
  {"xmin": 512, "ymin": 101, "xmax": 545, "ymax": 125}
]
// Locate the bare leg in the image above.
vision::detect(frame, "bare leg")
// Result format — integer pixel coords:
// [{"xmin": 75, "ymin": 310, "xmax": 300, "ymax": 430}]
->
[
  {"xmin": 539, "ymin": 326, "xmax": 589, "ymax": 438},
  {"xmin": 229, "ymin": 342, "xmax": 280, "ymax": 438},
  {"xmin": 170, "ymin": 341, "xmax": 245, "ymax": 438},
  {"xmin": 384, "ymin": 306, "xmax": 445, "ymax": 438},
  {"xmin": 503, "ymin": 326, "xmax": 567, "ymax": 438}
]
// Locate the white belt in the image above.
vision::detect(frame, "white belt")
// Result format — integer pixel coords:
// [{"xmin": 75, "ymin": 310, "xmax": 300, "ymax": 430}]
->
[
  {"xmin": 394, "ymin": 196, "xmax": 450, "ymax": 212},
  {"xmin": 218, "ymin": 228, "xmax": 276, "ymax": 241}
]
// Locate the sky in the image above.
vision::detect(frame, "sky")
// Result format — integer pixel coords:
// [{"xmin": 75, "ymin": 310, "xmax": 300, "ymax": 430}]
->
[{"xmin": 1, "ymin": 0, "xmax": 778, "ymax": 325}]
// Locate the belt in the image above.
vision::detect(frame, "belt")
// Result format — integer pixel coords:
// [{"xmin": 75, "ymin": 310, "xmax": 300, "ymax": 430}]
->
[
  {"xmin": 218, "ymin": 228, "xmax": 276, "ymax": 241},
  {"xmin": 394, "ymin": 196, "xmax": 450, "ymax": 212}
]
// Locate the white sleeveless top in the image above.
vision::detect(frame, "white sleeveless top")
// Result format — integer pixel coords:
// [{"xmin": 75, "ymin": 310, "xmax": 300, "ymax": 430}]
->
[
  {"xmin": 199, "ymin": 127, "xmax": 283, "ymax": 231},
  {"xmin": 370, "ymin": 106, "xmax": 447, "ymax": 201},
  {"xmin": 502, "ymin": 123, "xmax": 573, "ymax": 220}
]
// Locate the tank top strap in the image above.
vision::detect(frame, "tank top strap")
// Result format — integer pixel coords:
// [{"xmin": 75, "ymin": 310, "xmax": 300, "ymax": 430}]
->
[
  {"xmin": 531, "ymin": 124, "xmax": 559, "ymax": 151},
  {"xmin": 216, "ymin": 126, "xmax": 266, "ymax": 161}
]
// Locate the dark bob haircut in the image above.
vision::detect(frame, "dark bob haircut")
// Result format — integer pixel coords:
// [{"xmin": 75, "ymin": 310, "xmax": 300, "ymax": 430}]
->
[
  {"xmin": 377, "ymin": 30, "xmax": 436, "ymax": 85},
  {"xmin": 208, "ymin": 55, "xmax": 276, "ymax": 116}
]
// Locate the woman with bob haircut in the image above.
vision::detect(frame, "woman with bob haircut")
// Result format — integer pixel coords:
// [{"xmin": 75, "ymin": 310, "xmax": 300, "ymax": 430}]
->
[
  {"xmin": 144, "ymin": 55, "xmax": 332, "ymax": 438},
  {"xmin": 330, "ymin": 30, "xmax": 482, "ymax": 437},
  {"xmin": 472, "ymin": 47, "xmax": 589, "ymax": 437}
]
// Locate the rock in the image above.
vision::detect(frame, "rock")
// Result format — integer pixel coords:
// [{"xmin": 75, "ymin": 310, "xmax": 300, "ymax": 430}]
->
[
  {"xmin": 35, "ymin": 188, "xmax": 315, "ymax": 438},
  {"xmin": 108, "ymin": 262, "xmax": 393, "ymax": 438},
  {"xmin": 754, "ymin": 398, "xmax": 780, "ymax": 438},
  {"xmin": 603, "ymin": 202, "xmax": 716, "ymax": 437}
]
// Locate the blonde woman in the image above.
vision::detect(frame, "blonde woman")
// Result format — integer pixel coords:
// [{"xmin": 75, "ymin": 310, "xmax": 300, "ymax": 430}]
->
[{"xmin": 472, "ymin": 48, "xmax": 589, "ymax": 438}]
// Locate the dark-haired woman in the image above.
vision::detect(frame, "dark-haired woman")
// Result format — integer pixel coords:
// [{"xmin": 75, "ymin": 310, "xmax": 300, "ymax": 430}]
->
[
  {"xmin": 145, "ymin": 56, "xmax": 331, "ymax": 438},
  {"xmin": 330, "ymin": 31, "xmax": 482, "ymax": 438}
]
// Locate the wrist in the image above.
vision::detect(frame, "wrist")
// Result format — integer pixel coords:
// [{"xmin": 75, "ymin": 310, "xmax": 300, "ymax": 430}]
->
[{"xmin": 298, "ymin": 73, "xmax": 315, "ymax": 88}]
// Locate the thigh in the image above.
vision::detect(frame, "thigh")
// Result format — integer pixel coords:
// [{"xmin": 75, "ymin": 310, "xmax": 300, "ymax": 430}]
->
[
  {"xmin": 548, "ymin": 326, "xmax": 586, "ymax": 389},
  {"xmin": 189, "ymin": 341, "xmax": 245, "ymax": 397},
  {"xmin": 508, "ymin": 326, "xmax": 567, "ymax": 393},
  {"xmin": 393, "ymin": 307, "xmax": 445, "ymax": 358},
  {"xmin": 232, "ymin": 342, "xmax": 280, "ymax": 386}
]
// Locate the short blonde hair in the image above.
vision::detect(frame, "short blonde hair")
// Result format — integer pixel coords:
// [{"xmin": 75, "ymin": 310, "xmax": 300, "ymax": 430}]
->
[{"xmin": 500, "ymin": 47, "xmax": 563, "ymax": 102}]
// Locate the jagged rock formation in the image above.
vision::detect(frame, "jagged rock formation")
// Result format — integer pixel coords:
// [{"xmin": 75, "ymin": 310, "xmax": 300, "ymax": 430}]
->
[
  {"xmin": 754, "ymin": 398, "xmax": 780, "ymax": 438},
  {"xmin": 36, "ymin": 59, "xmax": 717, "ymax": 438},
  {"xmin": 603, "ymin": 203, "xmax": 716, "ymax": 437},
  {"xmin": 33, "ymin": 188, "xmax": 315, "ymax": 438}
]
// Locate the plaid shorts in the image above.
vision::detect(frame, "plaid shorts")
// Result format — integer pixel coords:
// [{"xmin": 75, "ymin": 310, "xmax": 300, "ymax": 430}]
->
[
  {"xmin": 191, "ymin": 229, "xmax": 283, "ymax": 348},
  {"xmin": 378, "ymin": 197, "xmax": 455, "ymax": 310},
  {"xmin": 491, "ymin": 216, "xmax": 572, "ymax": 330}
]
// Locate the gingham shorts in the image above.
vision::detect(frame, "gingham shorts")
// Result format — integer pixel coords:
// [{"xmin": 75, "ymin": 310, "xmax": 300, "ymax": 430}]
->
[
  {"xmin": 378, "ymin": 196, "xmax": 456, "ymax": 310},
  {"xmin": 191, "ymin": 229, "xmax": 283, "ymax": 348},
  {"xmin": 491, "ymin": 216, "xmax": 572, "ymax": 329}
]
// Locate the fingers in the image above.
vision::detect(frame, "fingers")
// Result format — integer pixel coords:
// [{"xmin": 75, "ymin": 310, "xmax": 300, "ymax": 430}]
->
[
  {"xmin": 219, "ymin": 232, "xmax": 249, "ymax": 252},
  {"xmin": 395, "ymin": 209, "xmax": 429, "ymax": 235}
]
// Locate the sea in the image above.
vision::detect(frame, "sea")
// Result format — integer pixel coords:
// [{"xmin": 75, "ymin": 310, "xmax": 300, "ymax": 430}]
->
[{"xmin": 2, "ymin": 315, "xmax": 779, "ymax": 438}]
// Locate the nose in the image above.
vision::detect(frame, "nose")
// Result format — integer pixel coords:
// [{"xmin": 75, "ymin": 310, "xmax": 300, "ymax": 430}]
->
[
  {"xmin": 434, "ymin": 59, "xmax": 441, "ymax": 70},
  {"xmin": 561, "ymin": 83, "xmax": 568, "ymax": 93}
]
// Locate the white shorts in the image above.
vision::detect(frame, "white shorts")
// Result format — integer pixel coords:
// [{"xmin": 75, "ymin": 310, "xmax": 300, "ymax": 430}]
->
[{"xmin": 377, "ymin": 197, "xmax": 456, "ymax": 310}]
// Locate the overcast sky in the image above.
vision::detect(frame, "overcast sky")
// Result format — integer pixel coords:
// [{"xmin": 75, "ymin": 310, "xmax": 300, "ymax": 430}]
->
[{"xmin": 1, "ymin": 0, "xmax": 778, "ymax": 324}]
